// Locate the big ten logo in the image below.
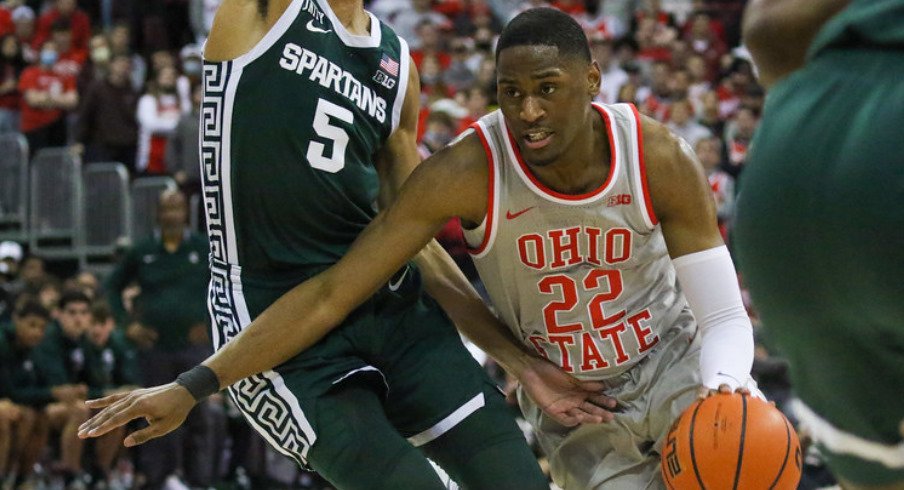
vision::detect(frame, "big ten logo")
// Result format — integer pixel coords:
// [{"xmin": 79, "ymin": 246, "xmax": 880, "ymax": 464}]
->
[
  {"xmin": 606, "ymin": 193, "xmax": 632, "ymax": 207},
  {"xmin": 373, "ymin": 71, "xmax": 396, "ymax": 89}
]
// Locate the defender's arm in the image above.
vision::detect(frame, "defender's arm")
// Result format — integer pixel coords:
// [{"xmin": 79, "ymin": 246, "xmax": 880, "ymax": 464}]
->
[{"xmin": 373, "ymin": 62, "xmax": 539, "ymax": 379}]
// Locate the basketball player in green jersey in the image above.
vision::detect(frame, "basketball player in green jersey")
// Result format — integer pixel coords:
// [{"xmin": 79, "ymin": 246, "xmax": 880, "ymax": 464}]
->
[
  {"xmin": 72, "ymin": 1, "xmax": 616, "ymax": 488},
  {"xmin": 81, "ymin": 6, "xmax": 761, "ymax": 487},
  {"xmin": 737, "ymin": 1, "xmax": 904, "ymax": 488}
]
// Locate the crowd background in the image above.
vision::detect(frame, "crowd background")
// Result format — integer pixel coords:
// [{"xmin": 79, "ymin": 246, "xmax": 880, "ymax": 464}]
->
[{"xmin": 0, "ymin": 0, "xmax": 841, "ymax": 489}]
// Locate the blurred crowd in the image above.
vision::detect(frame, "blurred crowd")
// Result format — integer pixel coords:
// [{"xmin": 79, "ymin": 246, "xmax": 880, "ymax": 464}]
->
[{"xmin": 0, "ymin": 0, "xmax": 840, "ymax": 489}]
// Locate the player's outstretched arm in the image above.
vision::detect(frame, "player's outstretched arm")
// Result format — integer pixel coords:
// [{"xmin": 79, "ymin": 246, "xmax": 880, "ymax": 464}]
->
[
  {"xmin": 742, "ymin": 0, "xmax": 849, "ymax": 88},
  {"xmin": 77, "ymin": 142, "xmax": 479, "ymax": 447}
]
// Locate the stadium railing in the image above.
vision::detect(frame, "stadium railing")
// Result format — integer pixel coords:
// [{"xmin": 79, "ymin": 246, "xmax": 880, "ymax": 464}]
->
[{"xmin": 0, "ymin": 133, "xmax": 29, "ymax": 242}]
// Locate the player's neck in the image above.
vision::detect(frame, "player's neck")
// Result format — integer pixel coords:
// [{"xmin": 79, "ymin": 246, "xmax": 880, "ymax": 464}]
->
[
  {"xmin": 528, "ymin": 109, "xmax": 610, "ymax": 195},
  {"xmin": 326, "ymin": 0, "xmax": 370, "ymax": 36}
]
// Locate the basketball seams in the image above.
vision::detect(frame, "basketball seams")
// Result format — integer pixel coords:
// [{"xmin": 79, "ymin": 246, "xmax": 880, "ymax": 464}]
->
[
  {"xmin": 769, "ymin": 415, "xmax": 794, "ymax": 489},
  {"xmin": 732, "ymin": 394, "xmax": 748, "ymax": 490},
  {"xmin": 689, "ymin": 401, "xmax": 707, "ymax": 490}
]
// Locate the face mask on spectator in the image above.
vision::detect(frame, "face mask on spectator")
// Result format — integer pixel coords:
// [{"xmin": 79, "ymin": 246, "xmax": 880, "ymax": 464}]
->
[
  {"xmin": 40, "ymin": 49, "xmax": 57, "ymax": 66},
  {"xmin": 91, "ymin": 46, "xmax": 110, "ymax": 64},
  {"xmin": 183, "ymin": 60, "xmax": 202, "ymax": 77}
]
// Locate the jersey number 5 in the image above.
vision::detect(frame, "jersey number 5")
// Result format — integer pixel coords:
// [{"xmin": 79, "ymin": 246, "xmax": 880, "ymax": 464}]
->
[{"xmin": 307, "ymin": 98, "xmax": 353, "ymax": 173}]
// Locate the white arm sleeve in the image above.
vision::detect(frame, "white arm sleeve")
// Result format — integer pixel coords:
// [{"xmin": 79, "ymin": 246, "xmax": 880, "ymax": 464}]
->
[{"xmin": 673, "ymin": 246, "xmax": 757, "ymax": 392}]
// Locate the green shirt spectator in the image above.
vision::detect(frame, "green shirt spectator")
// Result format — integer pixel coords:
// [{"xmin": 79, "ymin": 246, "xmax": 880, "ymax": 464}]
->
[
  {"xmin": 85, "ymin": 302, "xmax": 140, "ymax": 394},
  {"xmin": 106, "ymin": 190, "xmax": 210, "ymax": 351},
  {"xmin": 0, "ymin": 301, "xmax": 84, "ymax": 407}
]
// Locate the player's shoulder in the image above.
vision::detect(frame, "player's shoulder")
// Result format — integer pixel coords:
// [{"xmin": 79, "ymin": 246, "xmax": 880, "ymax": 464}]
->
[
  {"xmin": 637, "ymin": 113, "xmax": 700, "ymax": 179},
  {"xmin": 425, "ymin": 128, "xmax": 489, "ymax": 177},
  {"xmin": 635, "ymin": 112, "xmax": 712, "ymax": 220},
  {"xmin": 204, "ymin": 0, "xmax": 292, "ymax": 61}
]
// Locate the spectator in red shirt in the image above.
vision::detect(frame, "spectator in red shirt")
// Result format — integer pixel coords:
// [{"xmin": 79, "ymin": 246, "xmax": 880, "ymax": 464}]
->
[
  {"xmin": 410, "ymin": 20, "xmax": 451, "ymax": 70},
  {"xmin": 32, "ymin": 0, "xmax": 90, "ymax": 55},
  {"xmin": 17, "ymin": 39, "xmax": 78, "ymax": 154},
  {"xmin": 636, "ymin": 59, "xmax": 673, "ymax": 121},
  {"xmin": 0, "ymin": 33, "xmax": 24, "ymax": 132},
  {"xmin": 716, "ymin": 56, "xmax": 753, "ymax": 119},
  {"xmin": 0, "ymin": 2, "xmax": 13, "ymax": 37},
  {"xmin": 683, "ymin": 11, "xmax": 726, "ymax": 75},
  {"xmin": 48, "ymin": 19, "xmax": 86, "ymax": 79}
]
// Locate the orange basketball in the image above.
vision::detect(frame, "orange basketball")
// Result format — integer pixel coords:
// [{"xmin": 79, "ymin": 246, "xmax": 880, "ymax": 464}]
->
[{"xmin": 660, "ymin": 393, "xmax": 802, "ymax": 490}]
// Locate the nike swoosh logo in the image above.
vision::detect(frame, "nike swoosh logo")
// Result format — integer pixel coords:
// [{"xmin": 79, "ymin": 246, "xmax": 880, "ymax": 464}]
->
[
  {"xmin": 306, "ymin": 19, "xmax": 332, "ymax": 33},
  {"xmin": 388, "ymin": 266, "xmax": 409, "ymax": 292},
  {"xmin": 505, "ymin": 206, "xmax": 535, "ymax": 220}
]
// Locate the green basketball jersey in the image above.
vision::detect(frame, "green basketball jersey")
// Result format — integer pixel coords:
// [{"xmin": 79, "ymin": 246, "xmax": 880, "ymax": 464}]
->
[{"xmin": 201, "ymin": 0, "xmax": 410, "ymax": 291}]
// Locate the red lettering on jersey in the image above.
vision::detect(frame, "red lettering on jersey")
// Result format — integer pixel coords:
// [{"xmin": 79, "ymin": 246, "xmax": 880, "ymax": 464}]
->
[
  {"xmin": 585, "ymin": 269, "xmax": 626, "ymax": 328},
  {"xmin": 528, "ymin": 335, "xmax": 551, "ymax": 360},
  {"xmin": 606, "ymin": 194, "xmax": 633, "ymax": 207},
  {"xmin": 579, "ymin": 331, "xmax": 609, "ymax": 371},
  {"xmin": 548, "ymin": 335, "xmax": 576, "ymax": 372},
  {"xmin": 549, "ymin": 227, "xmax": 583, "ymax": 269},
  {"xmin": 585, "ymin": 227, "xmax": 602, "ymax": 266},
  {"xmin": 598, "ymin": 322, "xmax": 630, "ymax": 365},
  {"xmin": 538, "ymin": 275, "xmax": 582, "ymax": 334},
  {"xmin": 605, "ymin": 228, "xmax": 632, "ymax": 264},
  {"xmin": 627, "ymin": 309, "xmax": 659, "ymax": 354},
  {"xmin": 517, "ymin": 234, "xmax": 546, "ymax": 269}
]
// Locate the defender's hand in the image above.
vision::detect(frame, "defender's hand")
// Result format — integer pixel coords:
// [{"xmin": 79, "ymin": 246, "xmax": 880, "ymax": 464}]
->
[
  {"xmin": 78, "ymin": 382, "xmax": 196, "ymax": 447},
  {"xmin": 518, "ymin": 357, "xmax": 618, "ymax": 427}
]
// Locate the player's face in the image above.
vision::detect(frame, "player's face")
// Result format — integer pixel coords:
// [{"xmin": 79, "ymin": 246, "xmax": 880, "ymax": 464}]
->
[{"xmin": 497, "ymin": 45, "xmax": 599, "ymax": 167}]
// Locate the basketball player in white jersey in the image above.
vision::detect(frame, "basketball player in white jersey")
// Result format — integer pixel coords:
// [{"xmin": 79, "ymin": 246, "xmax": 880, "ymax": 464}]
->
[{"xmin": 80, "ymin": 7, "xmax": 758, "ymax": 488}]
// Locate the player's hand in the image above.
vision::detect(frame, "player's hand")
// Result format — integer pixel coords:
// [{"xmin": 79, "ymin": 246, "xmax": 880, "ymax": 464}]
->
[
  {"xmin": 697, "ymin": 383, "xmax": 766, "ymax": 401},
  {"xmin": 78, "ymin": 382, "xmax": 196, "ymax": 447},
  {"xmin": 518, "ymin": 357, "xmax": 618, "ymax": 427}
]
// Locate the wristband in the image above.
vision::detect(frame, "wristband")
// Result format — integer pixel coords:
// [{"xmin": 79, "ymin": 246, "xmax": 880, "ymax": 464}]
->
[{"xmin": 175, "ymin": 365, "xmax": 221, "ymax": 401}]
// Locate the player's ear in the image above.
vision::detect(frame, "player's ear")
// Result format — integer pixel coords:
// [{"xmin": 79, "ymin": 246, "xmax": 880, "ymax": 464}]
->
[{"xmin": 588, "ymin": 60, "xmax": 601, "ymax": 97}]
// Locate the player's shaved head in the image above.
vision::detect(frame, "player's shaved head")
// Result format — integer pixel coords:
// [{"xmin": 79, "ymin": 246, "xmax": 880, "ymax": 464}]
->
[{"xmin": 496, "ymin": 8, "xmax": 592, "ymax": 63}]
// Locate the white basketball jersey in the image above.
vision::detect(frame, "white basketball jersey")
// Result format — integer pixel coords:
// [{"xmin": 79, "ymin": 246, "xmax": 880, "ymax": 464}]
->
[{"xmin": 463, "ymin": 103, "xmax": 696, "ymax": 380}]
